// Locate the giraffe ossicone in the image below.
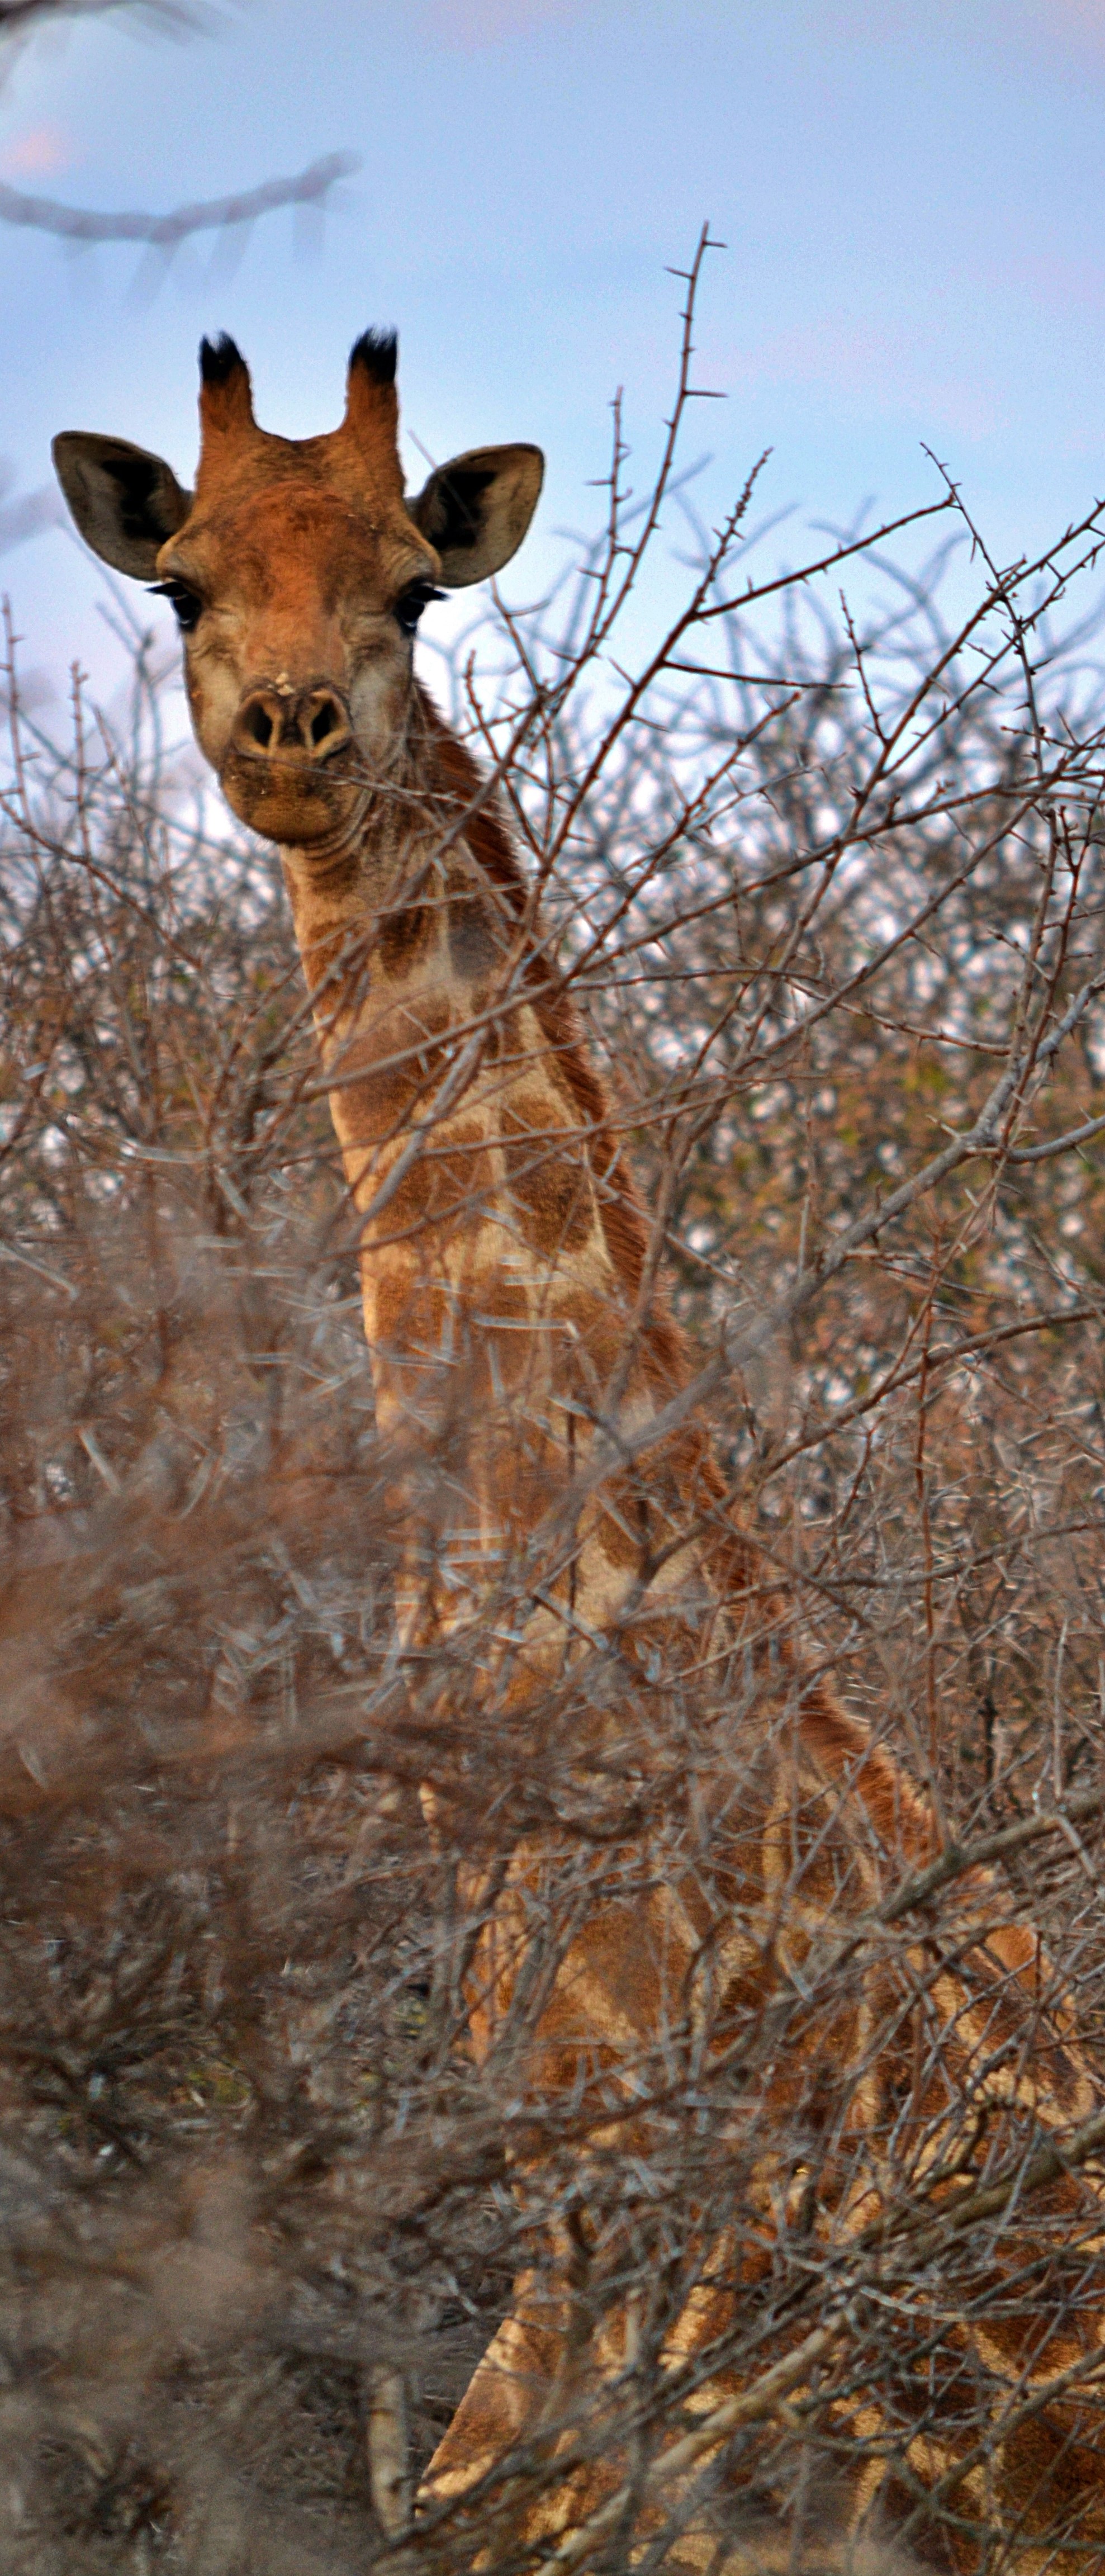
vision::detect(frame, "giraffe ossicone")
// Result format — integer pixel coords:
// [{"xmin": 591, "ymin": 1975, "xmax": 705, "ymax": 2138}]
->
[{"xmin": 54, "ymin": 339, "xmax": 1105, "ymax": 2572}]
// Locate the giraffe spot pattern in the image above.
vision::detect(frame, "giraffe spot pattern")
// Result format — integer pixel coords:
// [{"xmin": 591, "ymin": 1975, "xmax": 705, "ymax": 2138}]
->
[{"xmin": 502, "ymin": 1087, "xmax": 597, "ymax": 1257}]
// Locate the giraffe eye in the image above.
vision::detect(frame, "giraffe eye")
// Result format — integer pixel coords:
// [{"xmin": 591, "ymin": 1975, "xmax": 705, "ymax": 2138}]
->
[
  {"xmin": 394, "ymin": 580, "xmax": 444, "ymax": 637},
  {"xmin": 149, "ymin": 581, "xmax": 203, "ymax": 633}
]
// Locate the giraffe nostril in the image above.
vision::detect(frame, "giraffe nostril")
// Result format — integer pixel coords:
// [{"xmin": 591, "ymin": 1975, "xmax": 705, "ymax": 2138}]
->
[
  {"xmin": 308, "ymin": 696, "xmax": 345, "ymax": 751},
  {"xmin": 234, "ymin": 686, "xmax": 349, "ymax": 764},
  {"xmin": 244, "ymin": 700, "xmax": 274, "ymax": 750}
]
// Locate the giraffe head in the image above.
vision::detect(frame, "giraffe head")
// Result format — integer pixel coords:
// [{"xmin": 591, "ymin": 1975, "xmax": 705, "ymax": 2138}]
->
[{"xmin": 53, "ymin": 334, "xmax": 543, "ymax": 850}]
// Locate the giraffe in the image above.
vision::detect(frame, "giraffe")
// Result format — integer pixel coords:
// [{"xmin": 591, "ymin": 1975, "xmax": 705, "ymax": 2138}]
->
[{"xmin": 53, "ymin": 335, "xmax": 1105, "ymax": 2572}]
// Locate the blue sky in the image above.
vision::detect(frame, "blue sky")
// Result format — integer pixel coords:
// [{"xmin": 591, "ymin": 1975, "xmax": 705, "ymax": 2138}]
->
[{"xmin": 2, "ymin": 0, "xmax": 1105, "ymax": 712}]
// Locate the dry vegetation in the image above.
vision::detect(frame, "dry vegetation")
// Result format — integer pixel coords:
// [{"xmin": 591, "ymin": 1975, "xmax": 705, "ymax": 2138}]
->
[{"xmin": 5, "ymin": 270, "xmax": 1105, "ymax": 2568}]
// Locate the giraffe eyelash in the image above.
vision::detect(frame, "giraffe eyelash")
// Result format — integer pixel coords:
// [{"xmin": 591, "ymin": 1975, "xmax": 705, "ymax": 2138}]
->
[
  {"xmin": 149, "ymin": 581, "xmax": 203, "ymax": 632},
  {"xmin": 393, "ymin": 581, "xmax": 445, "ymax": 636}
]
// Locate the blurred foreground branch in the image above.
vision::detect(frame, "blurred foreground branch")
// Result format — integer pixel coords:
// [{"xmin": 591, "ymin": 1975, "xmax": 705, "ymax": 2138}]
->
[
  {"xmin": 0, "ymin": 0, "xmax": 357, "ymax": 281},
  {"xmin": 0, "ymin": 149, "xmax": 360, "ymax": 246},
  {"xmin": 0, "ymin": 0, "xmax": 197, "ymax": 28}
]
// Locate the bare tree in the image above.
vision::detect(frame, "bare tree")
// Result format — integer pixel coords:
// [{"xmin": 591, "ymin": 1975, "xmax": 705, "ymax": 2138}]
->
[{"xmin": 1, "ymin": 261, "xmax": 1105, "ymax": 2568}]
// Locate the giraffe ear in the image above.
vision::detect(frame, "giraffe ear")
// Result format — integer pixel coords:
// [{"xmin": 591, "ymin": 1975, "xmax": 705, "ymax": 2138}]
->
[
  {"xmin": 410, "ymin": 443, "xmax": 543, "ymax": 586},
  {"xmin": 52, "ymin": 432, "xmax": 193, "ymax": 579}
]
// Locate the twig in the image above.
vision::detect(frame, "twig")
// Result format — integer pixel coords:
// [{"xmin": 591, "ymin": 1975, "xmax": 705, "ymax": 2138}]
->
[{"xmin": 0, "ymin": 151, "xmax": 358, "ymax": 247}]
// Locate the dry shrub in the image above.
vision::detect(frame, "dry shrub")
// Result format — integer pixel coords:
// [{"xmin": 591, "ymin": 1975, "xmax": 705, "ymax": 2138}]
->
[{"xmin": 3, "ymin": 269, "xmax": 1105, "ymax": 2569}]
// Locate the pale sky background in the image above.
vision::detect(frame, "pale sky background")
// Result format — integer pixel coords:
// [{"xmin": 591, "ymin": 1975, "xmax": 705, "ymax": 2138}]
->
[{"xmin": 2, "ymin": 0, "xmax": 1105, "ymax": 718}]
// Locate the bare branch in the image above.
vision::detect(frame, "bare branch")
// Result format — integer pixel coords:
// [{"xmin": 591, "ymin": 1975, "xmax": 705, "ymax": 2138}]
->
[
  {"xmin": 0, "ymin": 0, "xmax": 198, "ymax": 29},
  {"xmin": 0, "ymin": 149, "xmax": 359, "ymax": 247}
]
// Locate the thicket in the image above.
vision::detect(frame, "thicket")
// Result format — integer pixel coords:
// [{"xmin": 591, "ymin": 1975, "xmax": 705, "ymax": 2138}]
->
[{"xmin": 4, "ymin": 260, "xmax": 1105, "ymax": 2568}]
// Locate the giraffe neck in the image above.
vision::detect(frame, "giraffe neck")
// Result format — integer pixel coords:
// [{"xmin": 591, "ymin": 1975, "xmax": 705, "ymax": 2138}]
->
[{"xmin": 280, "ymin": 687, "xmax": 688, "ymax": 1651}]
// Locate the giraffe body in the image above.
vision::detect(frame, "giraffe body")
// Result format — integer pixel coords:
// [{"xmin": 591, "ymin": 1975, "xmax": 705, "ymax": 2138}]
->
[{"xmin": 54, "ymin": 339, "xmax": 1105, "ymax": 2571}]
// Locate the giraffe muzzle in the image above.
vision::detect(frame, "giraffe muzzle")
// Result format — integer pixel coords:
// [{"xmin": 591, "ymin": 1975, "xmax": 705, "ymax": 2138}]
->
[
  {"xmin": 221, "ymin": 682, "xmax": 364, "ymax": 846},
  {"xmin": 230, "ymin": 683, "xmax": 353, "ymax": 768}
]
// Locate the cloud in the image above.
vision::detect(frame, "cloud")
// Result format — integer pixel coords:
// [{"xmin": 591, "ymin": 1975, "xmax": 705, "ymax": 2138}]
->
[
  {"xmin": 419, "ymin": 0, "xmax": 590, "ymax": 48},
  {"xmin": 728, "ymin": 316, "xmax": 1004, "ymax": 443},
  {"xmin": 1022, "ymin": 0, "xmax": 1105, "ymax": 53},
  {"xmin": 777, "ymin": 0, "xmax": 1105, "ymax": 64},
  {"xmin": 1, "ymin": 124, "xmax": 69, "ymax": 179}
]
